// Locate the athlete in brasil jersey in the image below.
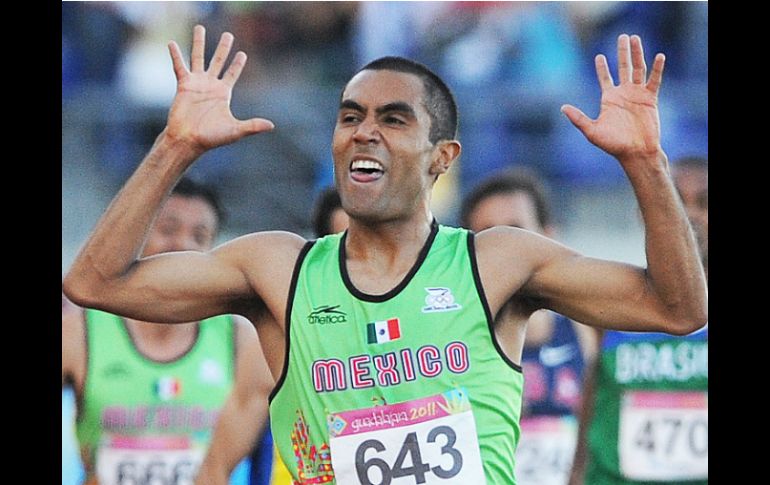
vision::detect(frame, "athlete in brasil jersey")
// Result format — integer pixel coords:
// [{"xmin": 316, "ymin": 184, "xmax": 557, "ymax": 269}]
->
[
  {"xmin": 582, "ymin": 327, "xmax": 708, "ymax": 484},
  {"xmin": 459, "ymin": 168, "xmax": 596, "ymax": 485},
  {"xmin": 64, "ymin": 27, "xmax": 708, "ymax": 485},
  {"xmin": 569, "ymin": 157, "xmax": 708, "ymax": 485}
]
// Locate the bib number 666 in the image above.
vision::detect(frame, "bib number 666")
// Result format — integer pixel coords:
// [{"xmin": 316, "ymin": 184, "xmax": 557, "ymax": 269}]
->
[
  {"xmin": 355, "ymin": 426, "xmax": 461, "ymax": 485},
  {"xmin": 114, "ymin": 459, "xmax": 195, "ymax": 485}
]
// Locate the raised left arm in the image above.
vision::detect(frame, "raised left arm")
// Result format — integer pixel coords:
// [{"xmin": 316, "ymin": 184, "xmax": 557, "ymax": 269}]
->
[
  {"xmin": 558, "ymin": 34, "xmax": 707, "ymax": 331},
  {"xmin": 477, "ymin": 225, "xmax": 703, "ymax": 336}
]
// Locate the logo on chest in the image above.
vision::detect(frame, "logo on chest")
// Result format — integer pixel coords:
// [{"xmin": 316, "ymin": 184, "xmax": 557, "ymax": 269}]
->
[
  {"xmin": 307, "ymin": 305, "xmax": 349, "ymax": 325},
  {"xmin": 102, "ymin": 362, "xmax": 131, "ymax": 379},
  {"xmin": 198, "ymin": 359, "xmax": 225, "ymax": 385},
  {"xmin": 422, "ymin": 287, "xmax": 462, "ymax": 313}
]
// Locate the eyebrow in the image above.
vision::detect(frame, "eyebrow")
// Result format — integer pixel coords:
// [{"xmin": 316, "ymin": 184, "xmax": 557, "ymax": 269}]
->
[
  {"xmin": 340, "ymin": 99, "xmax": 365, "ymax": 113},
  {"xmin": 376, "ymin": 102, "xmax": 416, "ymax": 118},
  {"xmin": 339, "ymin": 100, "xmax": 416, "ymax": 118}
]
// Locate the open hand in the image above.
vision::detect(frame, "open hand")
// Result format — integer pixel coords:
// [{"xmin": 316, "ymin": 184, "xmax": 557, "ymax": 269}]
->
[
  {"xmin": 165, "ymin": 25, "xmax": 274, "ymax": 155},
  {"xmin": 562, "ymin": 34, "xmax": 665, "ymax": 163}
]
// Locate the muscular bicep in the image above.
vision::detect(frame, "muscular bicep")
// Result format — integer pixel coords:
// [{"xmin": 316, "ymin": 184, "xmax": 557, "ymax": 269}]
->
[
  {"xmin": 67, "ymin": 231, "xmax": 305, "ymax": 324},
  {"xmin": 82, "ymin": 245, "xmax": 250, "ymax": 323},
  {"xmin": 523, "ymin": 250, "xmax": 673, "ymax": 332},
  {"xmin": 476, "ymin": 227, "xmax": 672, "ymax": 333}
]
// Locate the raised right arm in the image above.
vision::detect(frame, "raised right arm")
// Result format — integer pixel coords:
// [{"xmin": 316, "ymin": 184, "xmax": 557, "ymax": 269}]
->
[{"xmin": 62, "ymin": 25, "xmax": 283, "ymax": 323}]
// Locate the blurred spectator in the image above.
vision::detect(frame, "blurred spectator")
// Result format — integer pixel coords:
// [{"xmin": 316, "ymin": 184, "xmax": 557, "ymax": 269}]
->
[
  {"xmin": 311, "ymin": 186, "xmax": 349, "ymax": 237},
  {"xmin": 217, "ymin": 2, "xmax": 358, "ymax": 87},
  {"xmin": 414, "ymin": 2, "xmax": 587, "ymax": 192},
  {"xmin": 62, "ymin": 1, "xmax": 707, "ymax": 268},
  {"xmin": 62, "ymin": 178, "xmax": 259, "ymax": 485},
  {"xmin": 353, "ymin": 1, "xmax": 452, "ymax": 66},
  {"xmin": 438, "ymin": 2, "xmax": 582, "ymax": 91},
  {"xmin": 568, "ymin": 157, "xmax": 708, "ymax": 485},
  {"xmin": 461, "ymin": 168, "xmax": 597, "ymax": 485},
  {"xmin": 114, "ymin": 2, "xmax": 215, "ymax": 108},
  {"xmin": 61, "ymin": 2, "xmax": 130, "ymax": 96}
]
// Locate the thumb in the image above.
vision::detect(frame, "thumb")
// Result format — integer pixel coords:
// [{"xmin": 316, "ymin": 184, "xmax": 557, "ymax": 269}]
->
[
  {"xmin": 238, "ymin": 117, "xmax": 275, "ymax": 136},
  {"xmin": 561, "ymin": 104, "xmax": 593, "ymax": 136}
]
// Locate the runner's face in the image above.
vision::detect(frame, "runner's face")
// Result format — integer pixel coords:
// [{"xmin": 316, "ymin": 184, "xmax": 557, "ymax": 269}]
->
[
  {"xmin": 332, "ymin": 70, "xmax": 437, "ymax": 222},
  {"xmin": 143, "ymin": 195, "xmax": 218, "ymax": 256},
  {"xmin": 467, "ymin": 192, "xmax": 543, "ymax": 235}
]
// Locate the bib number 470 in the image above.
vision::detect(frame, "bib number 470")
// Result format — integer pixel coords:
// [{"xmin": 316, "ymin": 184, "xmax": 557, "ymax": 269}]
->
[
  {"xmin": 619, "ymin": 391, "xmax": 708, "ymax": 481},
  {"xmin": 355, "ymin": 426, "xmax": 462, "ymax": 485}
]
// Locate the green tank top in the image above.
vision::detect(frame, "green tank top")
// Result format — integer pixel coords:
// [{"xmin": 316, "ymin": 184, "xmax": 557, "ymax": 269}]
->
[
  {"xmin": 586, "ymin": 328, "xmax": 708, "ymax": 485},
  {"xmin": 269, "ymin": 223, "xmax": 524, "ymax": 484},
  {"xmin": 76, "ymin": 309, "xmax": 235, "ymax": 484}
]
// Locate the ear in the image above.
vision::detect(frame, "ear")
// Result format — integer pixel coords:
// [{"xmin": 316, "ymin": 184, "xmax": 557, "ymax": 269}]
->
[{"xmin": 429, "ymin": 140, "xmax": 462, "ymax": 176}]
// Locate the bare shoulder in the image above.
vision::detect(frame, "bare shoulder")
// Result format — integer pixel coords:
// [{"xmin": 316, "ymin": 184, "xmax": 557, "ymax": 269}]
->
[
  {"xmin": 474, "ymin": 226, "xmax": 575, "ymax": 275},
  {"xmin": 472, "ymin": 226, "xmax": 579, "ymax": 316},
  {"xmin": 213, "ymin": 230, "xmax": 307, "ymax": 271},
  {"xmin": 213, "ymin": 231, "xmax": 308, "ymax": 324}
]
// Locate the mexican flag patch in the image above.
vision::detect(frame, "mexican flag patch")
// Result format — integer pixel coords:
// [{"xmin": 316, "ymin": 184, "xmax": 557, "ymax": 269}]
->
[
  {"xmin": 154, "ymin": 376, "xmax": 182, "ymax": 401},
  {"xmin": 366, "ymin": 318, "xmax": 401, "ymax": 344}
]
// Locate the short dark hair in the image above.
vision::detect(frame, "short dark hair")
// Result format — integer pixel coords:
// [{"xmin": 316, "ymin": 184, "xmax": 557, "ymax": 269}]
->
[
  {"xmin": 311, "ymin": 186, "xmax": 343, "ymax": 237},
  {"xmin": 172, "ymin": 176, "xmax": 226, "ymax": 230},
  {"xmin": 353, "ymin": 56, "xmax": 458, "ymax": 144},
  {"xmin": 460, "ymin": 168, "xmax": 552, "ymax": 229}
]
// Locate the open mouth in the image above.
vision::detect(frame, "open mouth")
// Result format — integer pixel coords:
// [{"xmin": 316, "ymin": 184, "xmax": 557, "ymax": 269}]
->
[{"xmin": 350, "ymin": 159, "xmax": 384, "ymax": 183}]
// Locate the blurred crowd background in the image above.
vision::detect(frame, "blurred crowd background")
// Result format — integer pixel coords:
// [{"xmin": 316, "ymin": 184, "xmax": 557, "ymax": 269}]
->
[
  {"xmin": 62, "ymin": 2, "xmax": 707, "ymax": 483},
  {"xmin": 62, "ymin": 0, "xmax": 707, "ymax": 271}
]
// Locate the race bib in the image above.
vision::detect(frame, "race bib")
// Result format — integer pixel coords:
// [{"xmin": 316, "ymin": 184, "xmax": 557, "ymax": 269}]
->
[
  {"xmin": 619, "ymin": 391, "xmax": 708, "ymax": 481},
  {"xmin": 328, "ymin": 389, "xmax": 486, "ymax": 484},
  {"xmin": 514, "ymin": 415, "xmax": 577, "ymax": 485},
  {"xmin": 96, "ymin": 435, "xmax": 204, "ymax": 485}
]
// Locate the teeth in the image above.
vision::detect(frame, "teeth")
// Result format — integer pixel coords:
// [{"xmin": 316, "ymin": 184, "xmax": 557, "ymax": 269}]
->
[{"xmin": 351, "ymin": 159, "xmax": 383, "ymax": 171}]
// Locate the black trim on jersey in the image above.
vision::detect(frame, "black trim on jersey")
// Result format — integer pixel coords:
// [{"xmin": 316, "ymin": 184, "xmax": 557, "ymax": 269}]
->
[
  {"xmin": 339, "ymin": 219, "xmax": 439, "ymax": 302},
  {"xmin": 467, "ymin": 232, "xmax": 523, "ymax": 373},
  {"xmin": 77, "ymin": 307, "xmax": 90, "ymax": 423},
  {"xmin": 269, "ymin": 239, "xmax": 317, "ymax": 403},
  {"xmin": 121, "ymin": 318, "xmax": 201, "ymax": 365}
]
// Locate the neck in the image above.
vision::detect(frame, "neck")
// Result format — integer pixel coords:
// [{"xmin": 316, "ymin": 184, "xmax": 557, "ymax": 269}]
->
[
  {"xmin": 342, "ymin": 210, "xmax": 435, "ymax": 296},
  {"xmin": 125, "ymin": 319, "xmax": 199, "ymax": 361},
  {"xmin": 345, "ymin": 209, "xmax": 434, "ymax": 260}
]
